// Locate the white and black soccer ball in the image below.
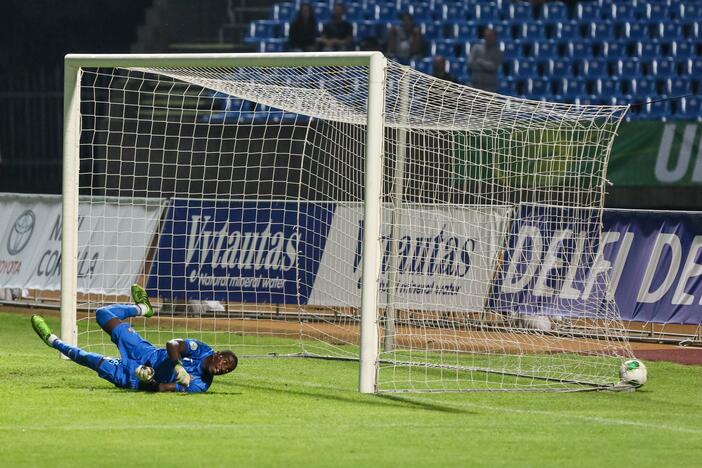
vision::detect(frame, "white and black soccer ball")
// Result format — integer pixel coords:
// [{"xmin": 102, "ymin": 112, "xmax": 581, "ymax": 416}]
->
[{"xmin": 619, "ymin": 359, "xmax": 647, "ymax": 387}]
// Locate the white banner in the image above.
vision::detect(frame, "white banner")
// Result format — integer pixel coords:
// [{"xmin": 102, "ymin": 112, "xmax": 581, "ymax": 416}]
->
[
  {"xmin": 0, "ymin": 193, "xmax": 164, "ymax": 293},
  {"xmin": 308, "ymin": 204, "xmax": 512, "ymax": 312}
]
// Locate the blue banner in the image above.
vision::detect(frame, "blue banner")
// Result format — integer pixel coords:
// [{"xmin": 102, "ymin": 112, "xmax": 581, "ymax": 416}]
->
[
  {"xmin": 148, "ymin": 199, "xmax": 335, "ymax": 303},
  {"xmin": 490, "ymin": 205, "xmax": 702, "ymax": 325},
  {"xmin": 602, "ymin": 210, "xmax": 702, "ymax": 325}
]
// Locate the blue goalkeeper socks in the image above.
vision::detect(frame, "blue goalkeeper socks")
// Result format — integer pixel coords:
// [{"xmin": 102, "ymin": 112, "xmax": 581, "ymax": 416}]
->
[
  {"xmin": 95, "ymin": 304, "xmax": 141, "ymax": 328},
  {"xmin": 53, "ymin": 340, "xmax": 104, "ymax": 370}
]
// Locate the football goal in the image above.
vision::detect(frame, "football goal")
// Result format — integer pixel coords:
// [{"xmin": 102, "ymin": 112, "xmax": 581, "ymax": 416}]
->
[{"xmin": 62, "ymin": 52, "xmax": 634, "ymax": 393}]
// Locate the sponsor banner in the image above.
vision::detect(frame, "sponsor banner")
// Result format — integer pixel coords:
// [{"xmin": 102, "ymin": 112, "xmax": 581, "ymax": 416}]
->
[
  {"xmin": 488, "ymin": 204, "xmax": 605, "ymax": 319},
  {"xmin": 0, "ymin": 193, "xmax": 164, "ymax": 293},
  {"xmin": 149, "ymin": 200, "xmax": 512, "ymax": 310},
  {"xmin": 490, "ymin": 205, "xmax": 702, "ymax": 325},
  {"xmin": 148, "ymin": 199, "xmax": 335, "ymax": 303},
  {"xmin": 608, "ymin": 121, "xmax": 702, "ymax": 187},
  {"xmin": 308, "ymin": 205, "xmax": 512, "ymax": 311}
]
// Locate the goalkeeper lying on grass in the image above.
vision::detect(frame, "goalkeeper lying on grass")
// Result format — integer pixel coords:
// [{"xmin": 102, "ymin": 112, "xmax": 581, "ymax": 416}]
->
[{"xmin": 30, "ymin": 285, "xmax": 237, "ymax": 393}]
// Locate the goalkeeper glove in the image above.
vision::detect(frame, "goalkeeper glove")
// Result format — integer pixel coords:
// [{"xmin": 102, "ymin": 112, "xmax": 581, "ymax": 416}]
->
[
  {"xmin": 135, "ymin": 365, "xmax": 155, "ymax": 384},
  {"xmin": 174, "ymin": 363, "xmax": 191, "ymax": 387}
]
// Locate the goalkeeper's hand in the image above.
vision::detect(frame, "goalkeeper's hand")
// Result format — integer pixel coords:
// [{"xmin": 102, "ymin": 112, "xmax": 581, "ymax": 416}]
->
[
  {"xmin": 135, "ymin": 365, "xmax": 155, "ymax": 384},
  {"xmin": 174, "ymin": 363, "xmax": 191, "ymax": 387}
]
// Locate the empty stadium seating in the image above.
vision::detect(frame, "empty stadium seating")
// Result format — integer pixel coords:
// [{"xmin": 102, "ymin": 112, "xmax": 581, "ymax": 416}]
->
[{"xmin": 246, "ymin": 0, "xmax": 702, "ymax": 120}]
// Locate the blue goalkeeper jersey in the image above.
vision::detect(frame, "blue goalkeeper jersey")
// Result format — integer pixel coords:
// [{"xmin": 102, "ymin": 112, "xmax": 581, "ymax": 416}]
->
[{"xmin": 150, "ymin": 339, "xmax": 214, "ymax": 393}]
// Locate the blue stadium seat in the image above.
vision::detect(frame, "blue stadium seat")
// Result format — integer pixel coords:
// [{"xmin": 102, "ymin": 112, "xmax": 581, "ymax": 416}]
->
[
  {"xmin": 448, "ymin": 57, "xmax": 468, "ymax": 75},
  {"xmin": 409, "ymin": 3, "xmax": 433, "ymax": 22},
  {"xmin": 452, "ymin": 22, "xmax": 478, "ymax": 40},
  {"xmin": 272, "ymin": 3, "xmax": 296, "ymax": 21},
  {"xmin": 568, "ymin": 41, "xmax": 592, "ymax": 59},
  {"xmin": 259, "ymin": 38, "xmax": 286, "ymax": 52},
  {"xmin": 568, "ymin": 78, "xmax": 588, "ymax": 96},
  {"xmin": 660, "ymin": 21, "xmax": 682, "ymax": 40},
  {"xmin": 646, "ymin": 99, "xmax": 670, "ymax": 120},
  {"xmin": 374, "ymin": 4, "xmax": 395, "ymax": 21},
  {"xmin": 653, "ymin": 58, "xmax": 676, "ymax": 77},
  {"xmin": 535, "ymin": 41, "xmax": 559, "ymax": 58},
  {"xmin": 528, "ymin": 78, "xmax": 551, "ymax": 97},
  {"xmin": 476, "ymin": 3, "xmax": 500, "ymax": 21},
  {"xmin": 509, "ymin": 1, "xmax": 533, "ymax": 20},
  {"xmin": 497, "ymin": 77, "xmax": 517, "ymax": 96},
  {"xmin": 420, "ymin": 21, "xmax": 445, "ymax": 40},
  {"xmin": 649, "ymin": 3, "xmax": 667, "ymax": 22},
  {"xmin": 431, "ymin": 39, "xmax": 464, "ymax": 58},
  {"xmin": 552, "ymin": 78, "xmax": 568, "ymax": 95},
  {"xmin": 246, "ymin": 20, "xmax": 282, "ymax": 41},
  {"xmin": 638, "ymin": 41, "xmax": 659, "ymax": 59},
  {"xmin": 618, "ymin": 59, "xmax": 641, "ymax": 79},
  {"xmin": 514, "ymin": 59, "xmax": 537, "ymax": 78},
  {"xmin": 625, "ymin": 22, "xmax": 647, "ymax": 40},
  {"xmin": 585, "ymin": 58, "xmax": 608, "ymax": 78},
  {"xmin": 613, "ymin": 2, "xmax": 635, "ymax": 21},
  {"xmin": 489, "ymin": 21, "xmax": 515, "ymax": 41},
  {"xmin": 634, "ymin": 78, "xmax": 657, "ymax": 96},
  {"xmin": 598, "ymin": 78, "xmax": 619, "ymax": 95},
  {"xmin": 604, "ymin": 41, "xmax": 625, "ymax": 58},
  {"xmin": 344, "ymin": 3, "xmax": 367, "ymax": 21},
  {"xmin": 518, "ymin": 22, "xmax": 546, "ymax": 40},
  {"xmin": 411, "ymin": 57, "xmax": 434, "ymax": 74},
  {"xmin": 588, "ymin": 21, "xmax": 615, "ymax": 40},
  {"xmin": 542, "ymin": 1, "xmax": 567, "ymax": 21},
  {"xmin": 311, "ymin": 2, "xmax": 330, "ymax": 22},
  {"xmin": 556, "ymin": 21, "xmax": 580, "ymax": 40},
  {"xmin": 500, "ymin": 42, "xmax": 520, "ymax": 61},
  {"xmin": 353, "ymin": 20, "xmax": 381, "ymax": 40},
  {"xmin": 666, "ymin": 78, "xmax": 691, "ymax": 95},
  {"xmin": 673, "ymin": 40, "xmax": 695, "ymax": 59},
  {"xmin": 441, "ymin": 4, "xmax": 470, "ymax": 22},
  {"xmin": 681, "ymin": 96, "xmax": 702, "ymax": 120},
  {"xmin": 576, "ymin": 2, "xmax": 600, "ymax": 21},
  {"xmin": 549, "ymin": 58, "xmax": 572, "ymax": 78},
  {"xmin": 684, "ymin": 4, "xmax": 702, "ymax": 20}
]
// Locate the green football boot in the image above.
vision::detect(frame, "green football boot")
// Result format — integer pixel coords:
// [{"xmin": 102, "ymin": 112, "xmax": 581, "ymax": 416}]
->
[
  {"xmin": 31, "ymin": 315, "xmax": 54, "ymax": 347},
  {"xmin": 131, "ymin": 284, "xmax": 154, "ymax": 318}
]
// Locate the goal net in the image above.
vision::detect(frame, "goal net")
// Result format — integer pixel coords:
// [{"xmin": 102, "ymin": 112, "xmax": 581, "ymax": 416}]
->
[{"xmin": 63, "ymin": 52, "xmax": 633, "ymax": 392}]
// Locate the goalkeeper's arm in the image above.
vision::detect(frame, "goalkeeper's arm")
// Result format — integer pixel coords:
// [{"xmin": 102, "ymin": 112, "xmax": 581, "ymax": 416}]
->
[{"xmin": 166, "ymin": 339, "xmax": 192, "ymax": 387}]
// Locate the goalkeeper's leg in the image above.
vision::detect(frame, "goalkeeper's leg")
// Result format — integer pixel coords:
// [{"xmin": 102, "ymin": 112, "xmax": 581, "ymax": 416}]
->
[
  {"xmin": 95, "ymin": 285, "xmax": 154, "ymax": 335},
  {"xmin": 31, "ymin": 315, "xmax": 136, "ymax": 389}
]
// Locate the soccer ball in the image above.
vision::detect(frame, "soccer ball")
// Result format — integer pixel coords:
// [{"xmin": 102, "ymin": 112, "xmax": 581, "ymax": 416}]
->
[{"xmin": 619, "ymin": 359, "xmax": 647, "ymax": 387}]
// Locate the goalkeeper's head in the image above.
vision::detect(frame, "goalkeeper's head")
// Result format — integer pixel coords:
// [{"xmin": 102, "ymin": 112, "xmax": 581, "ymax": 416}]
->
[{"xmin": 206, "ymin": 350, "xmax": 238, "ymax": 376}]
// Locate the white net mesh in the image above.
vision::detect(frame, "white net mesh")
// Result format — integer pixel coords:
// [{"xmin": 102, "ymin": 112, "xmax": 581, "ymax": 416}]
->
[{"xmin": 74, "ymin": 56, "xmax": 633, "ymax": 392}]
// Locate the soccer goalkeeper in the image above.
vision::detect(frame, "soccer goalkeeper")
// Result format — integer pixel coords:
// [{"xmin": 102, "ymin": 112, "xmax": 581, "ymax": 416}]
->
[{"xmin": 30, "ymin": 285, "xmax": 237, "ymax": 393}]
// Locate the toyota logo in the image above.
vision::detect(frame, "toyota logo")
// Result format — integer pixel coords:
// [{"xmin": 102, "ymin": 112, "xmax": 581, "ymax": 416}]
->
[{"xmin": 7, "ymin": 210, "xmax": 35, "ymax": 255}]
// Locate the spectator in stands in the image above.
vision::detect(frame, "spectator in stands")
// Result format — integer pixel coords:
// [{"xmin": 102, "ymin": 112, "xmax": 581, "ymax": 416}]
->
[
  {"xmin": 469, "ymin": 28, "xmax": 502, "ymax": 92},
  {"xmin": 431, "ymin": 56, "xmax": 459, "ymax": 84},
  {"xmin": 288, "ymin": 3, "xmax": 319, "ymax": 52},
  {"xmin": 386, "ymin": 12, "xmax": 424, "ymax": 63},
  {"xmin": 318, "ymin": 3, "xmax": 353, "ymax": 51}
]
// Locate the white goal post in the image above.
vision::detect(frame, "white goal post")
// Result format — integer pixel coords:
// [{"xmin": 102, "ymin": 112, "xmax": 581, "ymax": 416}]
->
[{"xmin": 62, "ymin": 52, "xmax": 635, "ymax": 393}]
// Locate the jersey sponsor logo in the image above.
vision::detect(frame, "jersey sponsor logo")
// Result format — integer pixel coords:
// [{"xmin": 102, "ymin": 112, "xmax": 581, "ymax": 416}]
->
[
  {"xmin": 189, "ymin": 341, "xmax": 198, "ymax": 351},
  {"xmin": 7, "ymin": 210, "xmax": 35, "ymax": 255}
]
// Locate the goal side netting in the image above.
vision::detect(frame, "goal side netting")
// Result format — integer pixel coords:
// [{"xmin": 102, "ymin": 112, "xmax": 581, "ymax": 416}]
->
[{"xmin": 64, "ymin": 53, "xmax": 633, "ymax": 392}]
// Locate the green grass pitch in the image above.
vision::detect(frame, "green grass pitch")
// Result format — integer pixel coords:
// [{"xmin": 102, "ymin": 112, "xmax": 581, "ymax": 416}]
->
[{"xmin": 1, "ymin": 311, "xmax": 701, "ymax": 467}]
